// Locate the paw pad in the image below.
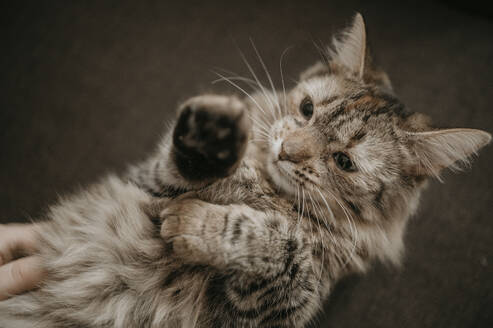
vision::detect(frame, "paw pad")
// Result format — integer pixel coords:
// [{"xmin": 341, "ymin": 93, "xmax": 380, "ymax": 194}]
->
[{"xmin": 173, "ymin": 95, "xmax": 250, "ymax": 181}]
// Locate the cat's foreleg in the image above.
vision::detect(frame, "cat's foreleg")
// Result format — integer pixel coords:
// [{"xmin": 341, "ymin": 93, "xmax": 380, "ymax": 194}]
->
[
  {"xmin": 127, "ymin": 95, "xmax": 250, "ymax": 196},
  {"xmin": 160, "ymin": 197, "xmax": 306, "ymax": 277}
]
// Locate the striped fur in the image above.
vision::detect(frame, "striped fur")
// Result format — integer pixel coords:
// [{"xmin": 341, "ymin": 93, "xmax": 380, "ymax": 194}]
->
[{"xmin": 0, "ymin": 13, "xmax": 490, "ymax": 327}]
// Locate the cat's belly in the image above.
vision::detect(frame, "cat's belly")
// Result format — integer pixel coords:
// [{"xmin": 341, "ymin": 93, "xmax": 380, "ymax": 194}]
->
[
  {"xmin": 0, "ymin": 176, "xmax": 207, "ymax": 327},
  {"xmin": 0, "ymin": 174, "xmax": 323, "ymax": 328}
]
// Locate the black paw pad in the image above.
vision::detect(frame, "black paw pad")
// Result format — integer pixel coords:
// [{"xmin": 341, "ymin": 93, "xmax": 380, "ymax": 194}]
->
[{"xmin": 173, "ymin": 97, "xmax": 249, "ymax": 181}]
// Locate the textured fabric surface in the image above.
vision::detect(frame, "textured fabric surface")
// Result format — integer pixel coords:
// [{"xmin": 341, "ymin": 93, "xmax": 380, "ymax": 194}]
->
[{"xmin": 1, "ymin": 1, "xmax": 492, "ymax": 327}]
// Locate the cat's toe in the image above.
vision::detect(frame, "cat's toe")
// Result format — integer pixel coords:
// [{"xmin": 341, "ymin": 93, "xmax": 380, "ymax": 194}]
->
[{"xmin": 172, "ymin": 95, "xmax": 250, "ymax": 181}]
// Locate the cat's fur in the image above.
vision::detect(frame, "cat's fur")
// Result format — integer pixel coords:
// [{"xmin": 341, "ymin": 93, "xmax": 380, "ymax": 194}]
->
[{"xmin": 0, "ymin": 14, "xmax": 490, "ymax": 327}]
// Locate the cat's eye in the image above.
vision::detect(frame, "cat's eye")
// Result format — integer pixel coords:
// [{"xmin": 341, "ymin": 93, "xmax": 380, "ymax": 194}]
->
[
  {"xmin": 333, "ymin": 152, "xmax": 356, "ymax": 172},
  {"xmin": 299, "ymin": 97, "xmax": 314, "ymax": 119}
]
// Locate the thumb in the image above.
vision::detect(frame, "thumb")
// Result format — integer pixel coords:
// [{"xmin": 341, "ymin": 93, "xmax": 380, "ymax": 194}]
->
[
  {"xmin": 0, "ymin": 224, "xmax": 38, "ymax": 265},
  {"xmin": 0, "ymin": 256, "xmax": 44, "ymax": 301}
]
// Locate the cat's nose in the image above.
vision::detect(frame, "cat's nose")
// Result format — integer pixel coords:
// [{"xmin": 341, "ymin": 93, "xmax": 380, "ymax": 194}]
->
[{"xmin": 278, "ymin": 133, "xmax": 313, "ymax": 163}]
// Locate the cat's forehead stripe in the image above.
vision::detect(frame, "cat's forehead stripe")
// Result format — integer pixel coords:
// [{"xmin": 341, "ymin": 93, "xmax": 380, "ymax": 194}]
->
[
  {"xmin": 319, "ymin": 91, "xmax": 407, "ymax": 131},
  {"xmin": 349, "ymin": 129, "xmax": 367, "ymax": 143},
  {"xmin": 317, "ymin": 95, "xmax": 340, "ymax": 107}
]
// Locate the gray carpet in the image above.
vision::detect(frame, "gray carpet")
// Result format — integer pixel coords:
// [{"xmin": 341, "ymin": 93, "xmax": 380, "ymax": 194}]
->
[{"xmin": 1, "ymin": 1, "xmax": 492, "ymax": 327}]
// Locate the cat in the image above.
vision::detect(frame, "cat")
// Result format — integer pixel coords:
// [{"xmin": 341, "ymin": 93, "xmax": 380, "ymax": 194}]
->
[{"xmin": 0, "ymin": 13, "xmax": 490, "ymax": 328}]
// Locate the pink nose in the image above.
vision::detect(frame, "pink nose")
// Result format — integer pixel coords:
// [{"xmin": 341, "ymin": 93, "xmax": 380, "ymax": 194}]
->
[{"xmin": 278, "ymin": 135, "xmax": 313, "ymax": 163}]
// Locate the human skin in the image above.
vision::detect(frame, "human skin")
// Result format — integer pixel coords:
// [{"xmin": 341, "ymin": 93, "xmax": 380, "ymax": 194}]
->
[{"xmin": 0, "ymin": 224, "xmax": 45, "ymax": 301}]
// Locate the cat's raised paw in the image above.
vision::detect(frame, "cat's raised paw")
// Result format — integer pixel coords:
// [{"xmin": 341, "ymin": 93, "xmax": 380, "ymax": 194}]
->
[{"xmin": 173, "ymin": 95, "xmax": 250, "ymax": 181}]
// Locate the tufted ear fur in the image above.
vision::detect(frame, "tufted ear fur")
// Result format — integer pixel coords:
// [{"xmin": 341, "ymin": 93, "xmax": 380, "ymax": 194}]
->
[
  {"xmin": 406, "ymin": 128, "xmax": 491, "ymax": 179},
  {"xmin": 300, "ymin": 13, "xmax": 392, "ymax": 92},
  {"xmin": 329, "ymin": 12, "xmax": 367, "ymax": 78}
]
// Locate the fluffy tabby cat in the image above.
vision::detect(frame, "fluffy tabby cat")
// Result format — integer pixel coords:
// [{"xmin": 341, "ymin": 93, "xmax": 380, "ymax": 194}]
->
[{"xmin": 0, "ymin": 14, "xmax": 490, "ymax": 327}]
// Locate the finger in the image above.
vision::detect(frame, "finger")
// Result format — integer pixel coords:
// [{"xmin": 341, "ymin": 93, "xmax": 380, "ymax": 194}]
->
[
  {"xmin": 0, "ymin": 256, "xmax": 44, "ymax": 301},
  {"xmin": 0, "ymin": 224, "xmax": 39, "ymax": 265}
]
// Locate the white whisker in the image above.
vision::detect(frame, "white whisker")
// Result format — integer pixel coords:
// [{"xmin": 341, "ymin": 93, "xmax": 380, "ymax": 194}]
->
[
  {"xmin": 311, "ymin": 38, "xmax": 331, "ymax": 67},
  {"xmin": 211, "ymin": 71, "xmax": 268, "ymax": 118},
  {"xmin": 250, "ymin": 39, "xmax": 282, "ymax": 120},
  {"xmin": 212, "ymin": 75, "xmax": 260, "ymax": 90},
  {"xmin": 279, "ymin": 46, "xmax": 293, "ymax": 116},
  {"xmin": 236, "ymin": 46, "xmax": 278, "ymax": 121},
  {"xmin": 310, "ymin": 189, "xmax": 336, "ymax": 242},
  {"xmin": 315, "ymin": 186, "xmax": 358, "ymax": 267},
  {"xmin": 296, "ymin": 185, "xmax": 302, "ymax": 227},
  {"xmin": 247, "ymin": 112, "xmax": 271, "ymax": 134},
  {"xmin": 307, "ymin": 190, "xmax": 326, "ymax": 281}
]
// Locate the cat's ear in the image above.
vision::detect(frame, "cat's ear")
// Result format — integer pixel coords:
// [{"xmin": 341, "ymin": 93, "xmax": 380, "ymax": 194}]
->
[
  {"xmin": 329, "ymin": 12, "xmax": 367, "ymax": 78},
  {"xmin": 301, "ymin": 13, "xmax": 391, "ymax": 90},
  {"xmin": 406, "ymin": 128, "xmax": 491, "ymax": 179}
]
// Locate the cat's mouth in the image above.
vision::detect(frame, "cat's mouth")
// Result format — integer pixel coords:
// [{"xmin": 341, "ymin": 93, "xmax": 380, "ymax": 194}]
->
[{"xmin": 266, "ymin": 139, "xmax": 294, "ymax": 194}]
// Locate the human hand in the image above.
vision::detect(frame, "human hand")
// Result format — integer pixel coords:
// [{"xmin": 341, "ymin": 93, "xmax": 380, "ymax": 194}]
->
[{"xmin": 0, "ymin": 224, "xmax": 44, "ymax": 301}]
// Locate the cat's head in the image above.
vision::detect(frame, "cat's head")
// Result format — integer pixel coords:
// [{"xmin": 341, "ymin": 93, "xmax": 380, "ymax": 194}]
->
[{"xmin": 265, "ymin": 13, "xmax": 491, "ymax": 263}]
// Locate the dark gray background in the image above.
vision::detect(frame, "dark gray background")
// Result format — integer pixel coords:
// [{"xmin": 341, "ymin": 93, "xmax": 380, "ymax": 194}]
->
[{"xmin": 1, "ymin": 1, "xmax": 492, "ymax": 327}]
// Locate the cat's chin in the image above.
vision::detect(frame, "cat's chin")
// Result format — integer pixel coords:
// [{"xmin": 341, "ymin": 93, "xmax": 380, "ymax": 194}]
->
[
  {"xmin": 267, "ymin": 158, "xmax": 299, "ymax": 197},
  {"xmin": 266, "ymin": 135, "xmax": 299, "ymax": 196}
]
